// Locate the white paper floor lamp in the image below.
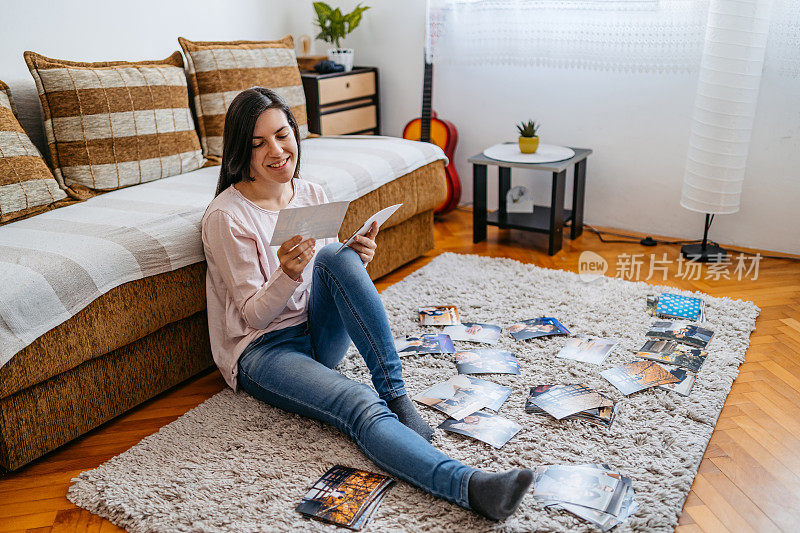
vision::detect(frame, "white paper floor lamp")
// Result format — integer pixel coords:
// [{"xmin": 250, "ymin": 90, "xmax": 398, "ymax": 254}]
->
[{"xmin": 681, "ymin": 0, "xmax": 773, "ymax": 262}]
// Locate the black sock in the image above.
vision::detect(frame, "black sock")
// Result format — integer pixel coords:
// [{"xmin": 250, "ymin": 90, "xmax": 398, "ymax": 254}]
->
[
  {"xmin": 386, "ymin": 394, "xmax": 434, "ymax": 442},
  {"xmin": 468, "ymin": 468, "xmax": 534, "ymax": 521}
]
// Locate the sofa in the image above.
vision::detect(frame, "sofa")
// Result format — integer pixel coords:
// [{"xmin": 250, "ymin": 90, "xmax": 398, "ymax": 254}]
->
[{"xmin": 0, "ymin": 43, "xmax": 447, "ymax": 471}]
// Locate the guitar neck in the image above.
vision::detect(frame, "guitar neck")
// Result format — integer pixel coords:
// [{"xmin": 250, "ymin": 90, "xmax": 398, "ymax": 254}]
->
[{"xmin": 420, "ymin": 59, "xmax": 433, "ymax": 143}]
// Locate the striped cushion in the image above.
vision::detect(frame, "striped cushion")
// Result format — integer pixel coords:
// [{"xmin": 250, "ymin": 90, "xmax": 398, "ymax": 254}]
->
[
  {"xmin": 179, "ymin": 36, "xmax": 309, "ymax": 163},
  {"xmin": 24, "ymin": 51, "xmax": 205, "ymax": 196},
  {"xmin": 0, "ymin": 80, "xmax": 72, "ymax": 224}
]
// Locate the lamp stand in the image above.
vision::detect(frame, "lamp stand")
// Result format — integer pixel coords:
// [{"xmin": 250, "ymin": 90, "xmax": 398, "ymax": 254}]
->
[{"xmin": 681, "ymin": 213, "xmax": 727, "ymax": 262}]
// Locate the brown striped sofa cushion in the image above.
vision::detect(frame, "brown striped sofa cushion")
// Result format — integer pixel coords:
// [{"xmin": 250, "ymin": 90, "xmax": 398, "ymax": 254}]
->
[
  {"xmin": 178, "ymin": 36, "xmax": 309, "ymax": 163},
  {"xmin": 0, "ymin": 80, "xmax": 73, "ymax": 224},
  {"xmin": 24, "ymin": 51, "xmax": 205, "ymax": 197}
]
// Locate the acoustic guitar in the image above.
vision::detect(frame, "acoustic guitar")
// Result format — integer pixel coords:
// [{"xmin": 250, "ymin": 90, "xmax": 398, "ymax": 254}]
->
[{"xmin": 402, "ymin": 58, "xmax": 461, "ymax": 214}]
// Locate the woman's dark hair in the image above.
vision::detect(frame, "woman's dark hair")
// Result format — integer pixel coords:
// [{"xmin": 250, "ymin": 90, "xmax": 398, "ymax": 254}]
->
[{"xmin": 215, "ymin": 87, "xmax": 301, "ymax": 196}]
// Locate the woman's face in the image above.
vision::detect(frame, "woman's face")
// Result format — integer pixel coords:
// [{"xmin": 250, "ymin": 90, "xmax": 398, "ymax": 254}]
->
[{"xmin": 249, "ymin": 108, "xmax": 298, "ymax": 186}]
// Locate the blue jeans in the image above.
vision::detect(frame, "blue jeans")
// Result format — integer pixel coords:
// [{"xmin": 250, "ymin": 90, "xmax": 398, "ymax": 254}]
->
[{"xmin": 237, "ymin": 243, "xmax": 475, "ymax": 508}]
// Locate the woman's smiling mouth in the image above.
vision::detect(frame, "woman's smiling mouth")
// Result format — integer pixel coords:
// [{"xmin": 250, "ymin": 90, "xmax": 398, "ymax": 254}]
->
[{"xmin": 267, "ymin": 156, "xmax": 290, "ymax": 169}]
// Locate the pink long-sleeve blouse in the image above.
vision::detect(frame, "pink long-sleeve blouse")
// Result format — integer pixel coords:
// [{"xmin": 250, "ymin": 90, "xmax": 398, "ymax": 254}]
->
[{"xmin": 201, "ymin": 178, "xmax": 335, "ymax": 390}]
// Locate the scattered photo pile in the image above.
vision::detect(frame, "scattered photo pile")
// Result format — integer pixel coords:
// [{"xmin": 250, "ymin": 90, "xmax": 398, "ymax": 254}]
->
[
  {"xmin": 419, "ymin": 305, "xmax": 460, "ymax": 326},
  {"xmin": 557, "ymin": 335, "xmax": 619, "ymax": 365},
  {"xmin": 454, "ymin": 349, "xmax": 520, "ymax": 375},
  {"xmin": 394, "ymin": 334, "xmax": 455, "ymax": 356},
  {"xmin": 296, "ymin": 465, "xmax": 395, "ymax": 530},
  {"xmin": 443, "ymin": 322, "xmax": 502, "ymax": 344},
  {"xmin": 413, "ymin": 375, "xmax": 511, "ymax": 419},
  {"xmin": 509, "ymin": 317, "xmax": 570, "ymax": 341},
  {"xmin": 645, "ymin": 321, "xmax": 714, "ymax": 349},
  {"xmin": 526, "ymin": 385, "xmax": 618, "ymax": 429},
  {"xmin": 533, "ymin": 464, "xmax": 638, "ymax": 531},
  {"xmin": 655, "ymin": 363, "xmax": 697, "ymax": 396},
  {"xmin": 601, "ymin": 360, "xmax": 680, "ymax": 395},
  {"xmin": 439, "ymin": 411, "xmax": 522, "ymax": 448},
  {"xmin": 636, "ymin": 340, "xmax": 708, "ymax": 372},
  {"xmin": 527, "ymin": 384, "xmax": 614, "ymax": 420},
  {"xmin": 646, "ymin": 292, "xmax": 706, "ymax": 322}
]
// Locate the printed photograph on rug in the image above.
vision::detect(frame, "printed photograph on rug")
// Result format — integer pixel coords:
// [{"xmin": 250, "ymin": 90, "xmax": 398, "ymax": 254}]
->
[
  {"xmin": 655, "ymin": 292, "xmax": 705, "ymax": 322},
  {"xmin": 531, "ymin": 384, "xmax": 614, "ymax": 420},
  {"xmin": 295, "ymin": 465, "xmax": 395, "ymax": 530},
  {"xmin": 645, "ymin": 321, "xmax": 714, "ymax": 349},
  {"xmin": 639, "ymin": 339, "xmax": 679, "ymax": 354},
  {"xmin": 655, "ymin": 364, "xmax": 697, "ymax": 396},
  {"xmin": 557, "ymin": 334, "xmax": 619, "ymax": 365},
  {"xmin": 541, "ymin": 464, "xmax": 639, "ymax": 531},
  {"xmin": 412, "ymin": 375, "xmax": 490, "ymax": 420},
  {"xmin": 461, "ymin": 375, "xmax": 513, "ymax": 412},
  {"xmin": 394, "ymin": 334, "xmax": 455, "ymax": 356},
  {"xmin": 646, "ymin": 294, "xmax": 658, "ymax": 317},
  {"xmin": 508, "ymin": 317, "xmax": 570, "ymax": 341},
  {"xmin": 533, "ymin": 465, "xmax": 625, "ymax": 515},
  {"xmin": 443, "ymin": 322, "xmax": 502, "ymax": 344},
  {"xmin": 438, "ymin": 411, "xmax": 523, "ymax": 449},
  {"xmin": 418, "ymin": 305, "xmax": 460, "ymax": 326},
  {"xmin": 636, "ymin": 346, "xmax": 707, "ymax": 373},
  {"xmin": 600, "ymin": 360, "xmax": 680, "ymax": 395},
  {"xmin": 525, "ymin": 385, "xmax": 617, "ymax": 429},
  {"xmin": 454, "ymin": 349, "xmax": 520, "ymax": 375}
]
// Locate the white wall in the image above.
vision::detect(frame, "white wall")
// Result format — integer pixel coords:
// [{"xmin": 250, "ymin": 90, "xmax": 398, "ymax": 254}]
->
[
  {"xmin": 0, "ymin": 0, "xmax": 295, "ymax": 79},
  {"xmin": 3, "ymin": 0, "xmax": 798, "ymax": 254},
  {"xmin": 289, "ymin": 0, "xmax": 800, "ymax": 255}
]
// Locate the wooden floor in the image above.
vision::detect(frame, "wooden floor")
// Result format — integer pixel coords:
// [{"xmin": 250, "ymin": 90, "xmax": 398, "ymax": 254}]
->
[{"xmin": 1, "ymin": 208, "xmax": 799, "ymax": 532}]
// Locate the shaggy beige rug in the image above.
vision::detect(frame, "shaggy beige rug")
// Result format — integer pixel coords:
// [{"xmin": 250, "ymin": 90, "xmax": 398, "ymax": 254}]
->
[{"xmin": 68, "ymin": 253, "xmax": 759, "ymax": 532}]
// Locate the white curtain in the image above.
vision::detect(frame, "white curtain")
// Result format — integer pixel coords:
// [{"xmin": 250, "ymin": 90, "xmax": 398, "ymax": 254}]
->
[
  {"xmin": 428, "ymin": 0, "xmax": 800, "ymax": 76},
  {"xmin": 427, "ymin": 0, "xmax": 709, "ymax": 73}
]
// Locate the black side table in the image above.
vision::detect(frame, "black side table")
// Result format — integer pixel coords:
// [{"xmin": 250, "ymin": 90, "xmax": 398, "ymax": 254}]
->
[{"xmin": 469, "ymin": 147, "xmax": 592, "ymax": 255}]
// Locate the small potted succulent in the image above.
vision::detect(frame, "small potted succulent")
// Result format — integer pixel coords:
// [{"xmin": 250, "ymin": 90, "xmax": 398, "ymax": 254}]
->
[
  {"xmin": 313, "ymin": 2, "xmax": 370, "ymax": 72},
  {"xmin": 517, "ymin": 119, "xmax": 540, "ymax": 154}
]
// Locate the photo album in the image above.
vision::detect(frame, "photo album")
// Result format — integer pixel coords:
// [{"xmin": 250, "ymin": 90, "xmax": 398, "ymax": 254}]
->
[
  {"xmin": 636, "ymin": 341, "xmax": 708, "ymax": 373},
  {"xmin": 526, "ymin": 386, "xmax": 617, "ymax": 429},
  {"xmin": 646, "ymin": 292, "xmax": 706, "ymax": 322},
  {"xmin": 533, "ymin": 464, "xmax": 638, "ymax": 531},
  {"xmin": 645, "ymin": 321, "xmax": 714, "ymax": 349},
  {"xmin": 528, "ymin": 383, "xmax": 614, "ymax": 421},
  {"xmin": 295, "ymin": 465, "xmax": 395, "ymax": 530}
]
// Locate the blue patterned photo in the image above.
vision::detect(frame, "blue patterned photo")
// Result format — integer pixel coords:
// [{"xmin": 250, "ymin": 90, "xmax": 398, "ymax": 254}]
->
[{"xmin": 656, "ymin": 293, "xmax": 703, "ymax": 321}]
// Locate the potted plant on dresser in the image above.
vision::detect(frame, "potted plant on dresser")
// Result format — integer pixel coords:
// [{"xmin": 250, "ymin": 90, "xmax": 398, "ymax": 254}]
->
[
  {"xmin": 313, "ymin": 1, "xmax": 370, "ymax": 72},
  {"xmin": 517, "ymin": 119, "xmax": 540, "ymax": 153}
]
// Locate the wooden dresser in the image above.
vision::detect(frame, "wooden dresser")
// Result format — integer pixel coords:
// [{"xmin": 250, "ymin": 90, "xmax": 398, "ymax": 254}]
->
[{"xmin": 300, "ymin": 67, "xmax": 380, "ymax": 135}]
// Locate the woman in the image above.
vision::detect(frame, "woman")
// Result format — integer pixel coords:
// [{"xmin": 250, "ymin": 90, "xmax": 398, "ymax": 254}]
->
[{"xmin": 201, "ymin": 87, "xmax": 532, "ymax": 521}]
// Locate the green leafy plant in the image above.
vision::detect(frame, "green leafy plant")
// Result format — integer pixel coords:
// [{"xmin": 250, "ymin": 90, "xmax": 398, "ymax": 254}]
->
[
  {"xmin": 516, "ymin": 119, "xmax": 540, "ymax": 138},
  {"xmin": 313, "ymin": 2, "xmax": 371, "ymax": 49}
]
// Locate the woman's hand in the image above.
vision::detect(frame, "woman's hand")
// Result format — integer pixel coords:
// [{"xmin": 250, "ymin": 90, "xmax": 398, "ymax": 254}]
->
[
  {"xmin": 278, "ymin": 235, "xmax": 316, "ymax": 281},
  {"xmin": 348, "ymin": 221, "xmax": 378, "ymax": 264}
]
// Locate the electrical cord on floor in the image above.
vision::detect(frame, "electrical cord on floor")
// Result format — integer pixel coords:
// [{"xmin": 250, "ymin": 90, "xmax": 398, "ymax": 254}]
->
[
  {"xmin": 581, "ymin": 223, "xmax": 798, "ymax": 261},
  {"xmin": 581, "ymin": 223, "xmax": 700, "ymax": 246},
  {"xmin": 452, "ymin": 206, "xmax": 799, "ymax": 261}
]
